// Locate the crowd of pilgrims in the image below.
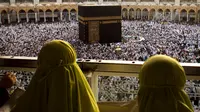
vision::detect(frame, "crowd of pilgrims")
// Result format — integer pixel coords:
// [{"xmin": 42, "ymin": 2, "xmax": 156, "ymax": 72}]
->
[{"xmin": 1, "ymin": 20, "xmax": 200, "ymax": 110}]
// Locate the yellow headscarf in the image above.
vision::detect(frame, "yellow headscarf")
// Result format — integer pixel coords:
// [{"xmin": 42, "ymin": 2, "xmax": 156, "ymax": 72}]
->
[
  {"xmin": 138, "ymin": 55, "xmax": 194, "ymax": 112},
  {"xmin": 11, "ymin": 40, "xmax": 99, "ymax": 112}
]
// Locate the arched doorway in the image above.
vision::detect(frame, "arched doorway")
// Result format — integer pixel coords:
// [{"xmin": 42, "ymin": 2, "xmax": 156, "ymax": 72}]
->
[
  {"xmin": 10, "ymin": 10, "xmax": 17, "ymax": 23},
  {"xmin": 136, "ymin": 8, "xmax": 141, "ymax": 20},
  {"xmin": 122, "ymin": 8, "xmax": 128, "ymax": 20},
  {"xmin": 1, "ymin": 10, "xmax": 8, "ymax": 24},
  {"xmin": 19, "ymin": 10, "xmax": 26, "ymax": 22},
  {"xmin": 149, "ymin": 9, "xmax": 155, "ymax": 20},
  {"xmin": 129, "ymin": 8, "xmax": 134, "ymax": 20},
  {"xmin": 38, "ymin": 9, "xmax": 44, "ymax": 22},
  {"xmin": 142, "ymin": 8, "xmax": 148, "ymax": 20},
  {"xmin": 54, "ymin": 9, "xmax": 60, "ymax": 21},
  {"xmin": 45, "ymin": 9, "xmax": 52, "ymax": 22},
  {"xmin": 62, "ymin": 9, "xmax": 69, "ymax": 21},
  {"xmin": 70, "ymin": 9, "xmax": 77, "ymax": 21},
  {"xmin": 180, "ymin": 9, "xmax": 187, "ymax": 22},
  {"xmin": 164, "ymin": 9, "xmax": 171, "ymax": 21},
  {"xmin": 155, "ymin": 9, "xmax": 163, "ymax": 21},
  {"xmin": 188, "ymin": 9, "xmax": 195, "ymax": 22},
  {"xmin": 172, "ymin": 9, "xmax": 179, "ymax": 22},
  {"xmin": 28, "ymin": 9, "xmax": 35, "ymax": 22}
]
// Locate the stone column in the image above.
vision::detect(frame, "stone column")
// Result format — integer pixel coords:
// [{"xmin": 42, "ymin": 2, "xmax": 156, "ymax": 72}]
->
[
  {"xmin": 52, "ymin": 12, "xmax": 54, "ymax": 22},
  {"xmin": 69, "ymin": 12, "xmax": 71, "ymax": 21},
  {"xmin": 175, "ymin": 0, "xmax": 180, "ymax": 6},
  {"xmin": 17, "ymin": 12, "xmax": 20, "ymax": 23},
  {"xmin": 127, "ymin": 11, "xmax": 129, "ymax": 20},
  {"xmin": 98, "ymin": 0, "xmax": 103, "ymax": 4},
  {"xmin": 26, "ymin": 13, "xmax": 29, "ymax": 22},
  {"xmin": 0, "ymin": 14, "xmax": 2, "ymax": 24},
  {"xmin": 10, "ymin": 0, "xmax": 15, "ymax": 5},
  {"xmin": 148, "ymin": 12, "xmax": 150, "ymax": 20},
  {"xmin": 7, "ymin": 14, "xmax": 10, "ymax": 23},
  {"xmin": 44, "ymin": 12, "xmax": 46, "ymax": 22},
  {"xmin": 154, "ymin": 0, "xmax": 159, "ymax": 4},
  {"xmin": 34, "ymin": 0, "xmax": 39, "ymax": 4},
  {"xmin": 35, "ymin": 12, "xmax": 37, "ymax": 22},
  {"xmin": 187, "ymin": 12, "xmax": 189, "ymax": 22},
  {"xmin": 60, "ymin": 11, "xmax": 63, "ymax": 21},
  {"xmin": 134, "ymin": 11, "xmax": 137, "ymax": 19},
  {"xmin": 76, "ymin": 12, "xmax": 78, "ymax": 21},
  {"xmin": 57, "ymin": 0, "xmax": 62, "ymax": 3},
  {"xmin": 171, "ymin": 11, "xmax": 173, "ymax": 21}
]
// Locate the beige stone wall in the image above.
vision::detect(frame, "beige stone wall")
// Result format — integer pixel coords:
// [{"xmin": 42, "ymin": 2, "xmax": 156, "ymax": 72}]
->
[{"xmin": 0, "ymin": 3, "xmax": 200, "ymax": 23}]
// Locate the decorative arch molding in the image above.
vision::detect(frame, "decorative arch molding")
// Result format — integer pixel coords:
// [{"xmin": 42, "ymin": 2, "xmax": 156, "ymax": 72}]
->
[
  {"xmin": 0, "ymin": 9, "xmax": 7, "ymax": 14},
  {"xmin": 0, "ymin": 4, "xmax": 199, "ymax": 23}
]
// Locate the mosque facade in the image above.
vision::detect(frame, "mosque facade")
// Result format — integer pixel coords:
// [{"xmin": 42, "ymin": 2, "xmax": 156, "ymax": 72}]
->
[{"xmin": 0, "ymin": 0, "xmax": 199, "ymax": 23}]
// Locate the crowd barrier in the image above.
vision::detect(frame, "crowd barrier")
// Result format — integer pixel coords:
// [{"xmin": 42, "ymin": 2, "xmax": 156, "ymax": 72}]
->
[{"xmin": 0, "ymin": 56, "xmax": 200, "ymax": 101}]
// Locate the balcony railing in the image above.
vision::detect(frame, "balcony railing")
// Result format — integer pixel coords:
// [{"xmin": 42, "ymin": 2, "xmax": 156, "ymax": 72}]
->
[{"xmin": 1, "ymin": 56, "xmax": 200, "ymax": 102}]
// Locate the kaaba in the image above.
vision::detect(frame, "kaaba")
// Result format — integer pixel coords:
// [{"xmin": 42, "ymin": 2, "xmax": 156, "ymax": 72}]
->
[{"xmin": 78, "ymin": 5, "xmax": 122, "ymax": 43}]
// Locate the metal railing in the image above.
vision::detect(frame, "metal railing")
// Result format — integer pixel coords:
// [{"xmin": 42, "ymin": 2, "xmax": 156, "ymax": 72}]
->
[{"xmin": 1, "ymin": 56, "xmax": 200, "ymax": 101}]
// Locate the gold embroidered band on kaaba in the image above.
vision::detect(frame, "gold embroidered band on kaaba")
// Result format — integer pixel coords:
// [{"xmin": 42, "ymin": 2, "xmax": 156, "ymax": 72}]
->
[
  {"xmin": 79, "ymin": 19, "xmax": 86, "ymax": 25},
  {"xmin": 79, "ymin": 20, "xmax": 120, "ymax": 24},
  {"xmin": 101, "ymin": 20, "xmax": 119, "ymax": 24},
  {"xmin": 79, "ymin": 16, "xmax": 121, "ymax": 21}
]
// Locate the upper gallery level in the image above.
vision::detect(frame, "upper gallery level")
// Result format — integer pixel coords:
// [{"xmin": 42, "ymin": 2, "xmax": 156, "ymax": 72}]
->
[{"xmin": 0, "ymin": 0, "xmax": 199, "ymax": 7}]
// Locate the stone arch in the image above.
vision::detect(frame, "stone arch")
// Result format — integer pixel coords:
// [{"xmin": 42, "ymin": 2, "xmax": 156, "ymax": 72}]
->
[
  {"xmin": 136, "ymin": 8, "xmax": 141, "ymax": 20},
  {"xmin": 149, "ymin": 9, "xmax": 155, "ymax": 20},
  {"xmin": 10, "ymin": 9, "xmax": 17, "ymax": 23},
  {"xmin": 157, "ymin": 9, "xmax": 164, "ymax": 20},
  {"xmin": 172, "ymin": 9, "xmax": 179, "ymax": 22},
  {"xmin": 142, "ymin": 8, "xmax": 148, "ymax": 20},
  {"xmin": 19, "ymin": 9, "xmax": 26, "ymax": 22},
  {"xmin": 158, "ymin": 9, "xmax": 163, "ymax": 13},
  {"xmin": 70, "ymin": 9, "xmax": 77, "ymax": 21},
  {"xmin": 28, "ymin": 9, "xmax": 35, "ymax": 22},
  {"xmin": 62, "ymin": 9, "xmax": 69, "ymax": 21},
  {"xmin": 122, "ymin": 8, "xmax": 128, "ymax": 20},
  {"xmin": 54, "ymin": 9, "xmax": 60, "ymax": 21},
  {"xmin": 164, "ymin": 9, "xmax": 171, "ymax": 20},
  {"xmin": 1, "ymin": 10, "xmax": 8, "ymax": 24},
  {"xmin": 38, "ymin": 9, "xmax": 44, "ymax": 22},
  {"xmin": 129, "ymin": 8, "xmax": 134, "ymax": 20},
  {"xmin": 188, "ymin": 9, "xmax": 196, "ymax": 22},
  {"xmin": 180, "ymin": 9, "xmax": 187, "ymax": 22},
  {"xmin": 45, "ymin": 9, "xmax": 52, "ymax": 22},
  {"xmin": 164, "ymin": 9, "xmax": 171, "ymax": 16}
]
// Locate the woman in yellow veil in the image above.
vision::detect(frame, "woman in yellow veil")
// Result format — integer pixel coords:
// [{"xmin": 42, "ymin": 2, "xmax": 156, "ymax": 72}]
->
[
  {"xmin": 10, "ymin": 40, "xmax": 99, "ymax": 112},
  {"xmin": 98, "ymin": 55, "xmax": 193, "ymax": 112},
  {"xmin": 138, "ymin": 55, "xmax": 193, "ymax": 112}
]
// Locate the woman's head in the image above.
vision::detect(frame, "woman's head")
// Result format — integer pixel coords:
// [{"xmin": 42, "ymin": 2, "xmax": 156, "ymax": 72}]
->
[
  {"xmin": 37, "ymin": 40, "xmax": 76, "ymax": 67},
  {"xmin": 139, "ymin": 55, "xmax": 186, "ymax": 89},
  {"xmin": 12, "ymin": 40, "xmax": 99, "ymax": 112},
  {"xmin": 138, "ymin": 55, "xmax": 193, "ymax": 112}
]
